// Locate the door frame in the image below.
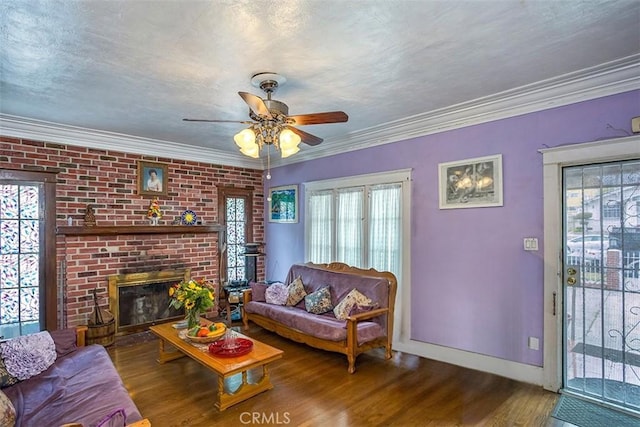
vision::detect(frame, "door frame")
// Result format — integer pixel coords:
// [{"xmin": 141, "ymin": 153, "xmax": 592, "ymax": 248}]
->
[
  {"xmin": 541, "ymin": 135, "xmax": 640, "ymax": 391},
  {"xmin": 217, "ymin": 186, "xmax": 254, "ymax": 283}
]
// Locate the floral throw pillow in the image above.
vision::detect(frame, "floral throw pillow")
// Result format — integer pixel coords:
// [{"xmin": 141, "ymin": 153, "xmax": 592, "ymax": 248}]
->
[
  {"xmin": 286, "ymin": 277, "xmax": 307, "ymax": 306},
  {"xmin": 0, "ymin": 358, "xmax": 18, "ymax": 389},
  {"xmin": 333, "ymin": 289, "xmax": 373, "ymax": 320},
  {"xmin": 265, "ymin": 282, "xmax": 288, "ymax": 305},
  {"xmin": 304, "ymin": 287, "xmax": 334, "ymax": 315},
  {"xmin": 0, "ymin": 389, "xmax": 15, "ymax": 427}
]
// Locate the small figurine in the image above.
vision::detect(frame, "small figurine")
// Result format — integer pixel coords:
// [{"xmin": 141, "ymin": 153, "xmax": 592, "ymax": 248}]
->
[
  {"xmin": 84, "ymin": 205, "xmax": 96, "ymax": 226},
  {"xmin": 147, "ymin": 198, "xmax": 162, "ymax": 225}
]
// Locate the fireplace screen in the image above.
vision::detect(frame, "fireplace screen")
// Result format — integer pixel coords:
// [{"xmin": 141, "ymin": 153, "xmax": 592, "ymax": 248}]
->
[{"xmin": 108, "ymin": 269, "xmax": 189, "ymax": 334}]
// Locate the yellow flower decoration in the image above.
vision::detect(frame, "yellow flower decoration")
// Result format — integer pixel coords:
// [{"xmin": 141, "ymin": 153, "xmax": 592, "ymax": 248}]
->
[{"xmin": 167, "ymin": 277, "xmax": 215, "ymax": 323}]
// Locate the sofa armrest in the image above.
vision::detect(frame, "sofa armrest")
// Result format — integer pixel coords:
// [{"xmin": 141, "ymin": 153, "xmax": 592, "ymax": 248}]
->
[
  {"xmin": 75, "ymin": 325, "xmax": 88, "ymax": 347},
  {"xmin": 62, "ymin": 418, "xmax": 150, "ymax": 427},
  {"xmin": 345, "ymin": 307, "xmax": 389, "ymax": 322},
  {"xmin": 127, "ymin": 419, "xmax": 151, "ymax": 427},
  {"xmin": 242, "ymin": 289, "xmax": 253, "ymax": 303}
]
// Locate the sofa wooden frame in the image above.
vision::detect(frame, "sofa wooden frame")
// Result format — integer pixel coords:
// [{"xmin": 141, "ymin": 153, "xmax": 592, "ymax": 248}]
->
[{"xmin": 242, "ymin": 262, "xmax": 397, "ymax": 373}]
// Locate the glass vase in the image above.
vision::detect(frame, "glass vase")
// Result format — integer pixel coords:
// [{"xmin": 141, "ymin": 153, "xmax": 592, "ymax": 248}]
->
[{"xmin": 185, "ymin": 309, "xmax": 201, "ymax": 330}]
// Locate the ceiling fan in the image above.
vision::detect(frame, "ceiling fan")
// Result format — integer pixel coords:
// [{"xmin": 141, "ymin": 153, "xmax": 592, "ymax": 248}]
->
[{"xmin": 183, "ymin": 72, "xmax": 348, "ymax": 158}]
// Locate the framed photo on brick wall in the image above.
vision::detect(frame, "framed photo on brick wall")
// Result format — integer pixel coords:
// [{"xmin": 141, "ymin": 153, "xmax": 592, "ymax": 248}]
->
[
  {"xmin": 269, "ymin": 185, "xmax": 298, "ymax": 223},
  {"xmin": 137, "ymin": 160, "xmax": 168, "ymax": 196}
]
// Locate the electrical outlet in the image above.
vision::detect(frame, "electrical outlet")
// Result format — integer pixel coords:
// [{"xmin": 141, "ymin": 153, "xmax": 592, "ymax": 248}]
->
[
  {"xmin": 528, "ymin": 337, "xmax": 539, "ymax": 351},
  {"xmin": 523, "ymin": 237, "xmax": 538, "ymax": 251},
  {"xmin": 632, "ymin": 116, "xmax": 640, "ymax": 133}
]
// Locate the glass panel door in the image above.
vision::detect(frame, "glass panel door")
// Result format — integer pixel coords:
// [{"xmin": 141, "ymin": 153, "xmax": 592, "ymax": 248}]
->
[
  {"xmin": 225, "ymin": 197, "xmax": 247, "ymax": 282},
  {"xmin": 563, "ymin": 159, "xmax": 640, "ymax": 412},
  {"xmin": 0, "ymin": 184, "xmax": 43, "ymax": 337}
]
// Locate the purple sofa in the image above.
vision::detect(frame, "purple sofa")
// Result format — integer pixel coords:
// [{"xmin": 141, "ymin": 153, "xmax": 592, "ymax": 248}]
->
[
  {"xmin": 242, "ymin": 262, "xmax": 397, "ymax": 373},
  {"xmin": 3, "ymin": 328, "xmax": 146, "ymax": 427}
]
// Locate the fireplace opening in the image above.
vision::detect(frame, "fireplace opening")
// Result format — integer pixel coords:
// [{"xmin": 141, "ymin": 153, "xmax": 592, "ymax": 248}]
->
[{"xmin": 108, "ymin": 269, "xmax": 189, "ymax": 335}]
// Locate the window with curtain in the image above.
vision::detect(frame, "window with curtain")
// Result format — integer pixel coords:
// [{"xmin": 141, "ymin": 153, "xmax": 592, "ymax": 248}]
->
[
  {"xmin": 305, "ymin": 170, "xmax": 409, "ymax": 282},
  {"xmin": 307, "ymin": 190, "xmax": 333, "ymax": 264}
]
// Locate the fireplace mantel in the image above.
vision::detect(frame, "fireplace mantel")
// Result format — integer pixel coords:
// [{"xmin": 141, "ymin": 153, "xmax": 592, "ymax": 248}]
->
[{"xmin": 56, "ymin": 224, "xmax": 223, "ymax": 236}]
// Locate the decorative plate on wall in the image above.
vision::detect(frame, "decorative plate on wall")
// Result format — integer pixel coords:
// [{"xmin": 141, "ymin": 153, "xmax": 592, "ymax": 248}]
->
[{"xmin": 181, "ymin": 210, "xmax": 197, "ymax": 225}]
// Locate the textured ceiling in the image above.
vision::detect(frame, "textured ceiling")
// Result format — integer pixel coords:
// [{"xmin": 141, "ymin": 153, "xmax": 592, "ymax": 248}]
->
[{"xmin": 1, "ymin": 0, "xmax": 639, "ymax": 164}]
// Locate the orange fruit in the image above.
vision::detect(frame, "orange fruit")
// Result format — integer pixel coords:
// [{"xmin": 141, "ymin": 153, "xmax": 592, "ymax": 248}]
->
[{"xmin": 196, "ymin": 327, "xmax": 209, "ymax": 337}]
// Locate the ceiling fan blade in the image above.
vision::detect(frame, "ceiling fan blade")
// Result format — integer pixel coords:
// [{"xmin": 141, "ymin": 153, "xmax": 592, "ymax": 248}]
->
[
  {"xmin": 286, "ymin": 126, "xmax": 323, "ymax": 146},
  {"xmin": 288, "ymin": 111, "xmax": 348, "ymax": 125},
  {"xmin": 238, "ymin": 92, "xmax": 273, "ymax": 119},
  {"xmin": 183, "ymin": 118, "xmax": 254, "ymax": 124}
]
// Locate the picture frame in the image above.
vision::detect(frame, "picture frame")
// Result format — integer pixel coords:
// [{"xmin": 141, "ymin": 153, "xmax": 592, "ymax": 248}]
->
[
  {"xmin": 269, "ymin": 185, "xmax": 298, "ymax": 223},
  {"xmin": 438, "ymin": 154, "xmax": 503, "ymax": 209},
  {"xmin": 137, "ymin": 160, "xmax": 168, "ymax": 196}
]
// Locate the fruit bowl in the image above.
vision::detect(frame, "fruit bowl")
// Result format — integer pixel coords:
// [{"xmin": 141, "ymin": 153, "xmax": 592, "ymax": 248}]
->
[{"xmin": 185, "ymin": 325, "xmax": 226, "ymax": 343}]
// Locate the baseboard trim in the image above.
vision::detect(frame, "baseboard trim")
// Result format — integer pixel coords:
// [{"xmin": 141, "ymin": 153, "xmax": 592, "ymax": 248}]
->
[{"xmin": 393, "ymin": 338, "xmax": 543, "ymax": 386}]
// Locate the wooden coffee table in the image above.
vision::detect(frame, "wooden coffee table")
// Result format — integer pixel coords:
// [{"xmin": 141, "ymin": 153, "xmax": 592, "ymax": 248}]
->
[{"xmin": 149, "ymin": 321, "xmax": 283, "ymax": 411}]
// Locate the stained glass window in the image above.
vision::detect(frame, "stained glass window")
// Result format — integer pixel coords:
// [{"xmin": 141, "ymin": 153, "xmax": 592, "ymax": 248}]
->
[
  {"xmin": 0, "ymin": 184, "xmax": 41, "ymax": 337},
  {"xmin": 226, "ymin": 197, "xmax": 246, "ymax": 281}
]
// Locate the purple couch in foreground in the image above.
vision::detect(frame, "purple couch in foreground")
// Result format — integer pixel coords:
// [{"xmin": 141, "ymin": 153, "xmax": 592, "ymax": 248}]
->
[
  {"xmin": 242, "ymin": 262, "xmax": 397, "ymax": 373},
  {"xmin": 3, "ymin": 327, "xmax": 149, "ymax": 427}
]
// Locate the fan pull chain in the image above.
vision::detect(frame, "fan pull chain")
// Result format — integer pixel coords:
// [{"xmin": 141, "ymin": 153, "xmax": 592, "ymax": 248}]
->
[
  {"xmin": 266, "ymin": 145, "xmax": 271, "ymax": 181},
  {"xmin": 266, "ymin": 145, "xmax": 272, "ymax": 202}
]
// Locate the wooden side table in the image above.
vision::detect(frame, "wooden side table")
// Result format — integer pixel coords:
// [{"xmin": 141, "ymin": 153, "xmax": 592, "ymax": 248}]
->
[{"xmin": 220, "ymin": 285, "xmax": 250, "ymax": 322}]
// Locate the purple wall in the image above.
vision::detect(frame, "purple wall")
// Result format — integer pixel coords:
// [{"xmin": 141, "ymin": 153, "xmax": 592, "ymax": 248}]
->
[{"xmin": 264, "ymin": 90, "xmax": 640, "ymax": 366}]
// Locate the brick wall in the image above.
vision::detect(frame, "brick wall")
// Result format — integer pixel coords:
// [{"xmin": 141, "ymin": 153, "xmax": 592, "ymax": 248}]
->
[{"xmin": 1, "ymin": 136, "xmax": 264, "ymax": 327}]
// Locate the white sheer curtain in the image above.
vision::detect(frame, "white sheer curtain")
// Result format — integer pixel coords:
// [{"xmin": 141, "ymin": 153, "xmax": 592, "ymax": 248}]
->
[
  {"xmin": 336, "ymin": 187, "xmax": 364, "ymax": 267},
  {"xmin": 307, "ymin": 190, "xmax": 333, "ymax": 263},
  {"xmin": 305, "ymin": 172, "xmax": 406, "ymax": 283},
  {"xmin": 368, "ymin": 184, "xmax": 401, "ymax": 278}
]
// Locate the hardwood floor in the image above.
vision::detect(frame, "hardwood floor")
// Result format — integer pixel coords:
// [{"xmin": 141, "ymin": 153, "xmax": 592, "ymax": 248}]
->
[{"xmin": 108, "ymin": 324, "xmax": 559, "ymax": 426}]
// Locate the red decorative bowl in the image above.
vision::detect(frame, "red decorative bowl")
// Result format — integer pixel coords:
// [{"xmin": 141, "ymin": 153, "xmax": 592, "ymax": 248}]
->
[{"xmin": 208, "ymin": 337, "xmax": 253, "ymax": 357}]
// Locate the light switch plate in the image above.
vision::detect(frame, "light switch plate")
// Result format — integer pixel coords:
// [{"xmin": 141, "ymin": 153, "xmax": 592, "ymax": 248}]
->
[
  {"xmin": 632, "ymin": 116, "xmax": 640, "ymax": 133},
  {"xmin": 524, "ymin": 237, "xmax": 538, "ymax": 251}
]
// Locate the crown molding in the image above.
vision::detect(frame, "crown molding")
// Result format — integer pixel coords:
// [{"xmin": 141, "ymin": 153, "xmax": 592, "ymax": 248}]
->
[
  {"xmin": 276, "ymin": 54, "xmax": 640, "ymax": 166},
  {"xmin": 2, "ymin": 55, "xmax": 638, "ymax": 169},
  {"xmin": 0, "ymin": 115, "xmax": 262, "ymax": 169}
]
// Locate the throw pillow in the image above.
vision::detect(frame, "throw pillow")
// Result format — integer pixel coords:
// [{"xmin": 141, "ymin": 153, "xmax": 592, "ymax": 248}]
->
[
  {"xmin": 0, "ymin": 389, "xmax": 16, "ymax": 427},
  {"xmin": 0, "ymin": 331, "xmax": 57, "ymax": 381},
  {"xmin": 286, "ymin": 276, "xmax": 307, "ymax": 306},
  {"xmin": 265, "ymin": 282, "xmax": 288, "ymax": 305},
  {"xmin": 0, "ymin": 358, "xmax": 18, "ymax": 389},
  {"xmin": 350, "ymin": 302, "xmax": 379, "ymax": 315},
  {"xmin": 249, "ymin": 282, "xmax": 269, "ymax": 302},
  {"xmin": 333, "ymin": 288, "xmax": 373, "ymax": 320},
  {"xmin": 304, "ymin": 287, "xmax": 334, "ymax": 315}
]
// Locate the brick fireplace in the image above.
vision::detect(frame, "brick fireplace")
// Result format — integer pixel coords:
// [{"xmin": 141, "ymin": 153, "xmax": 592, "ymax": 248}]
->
[
  {"xmin": 108, "ymin": 268, "xmax": 190, "ymax": 335},
  {"xmin": 3, "ymin": 136, "xmax": 265, "ymax": 330},
  {"xmin": 57, "ymin": 226, "xmax": 223, "ymax": 328}
]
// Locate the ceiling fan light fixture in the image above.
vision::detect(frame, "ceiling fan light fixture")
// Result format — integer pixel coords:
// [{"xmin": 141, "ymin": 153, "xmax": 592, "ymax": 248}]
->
[
  {"xmin": 185, "ymin": 72, "xmax": 347, "ymax": 161},
  {"xmin": 239, "ymin": 143, "xmax": 260, "ymax": 158},
  {"xmin": 280, "ymin": 145, "xmax": 300, "ymax": 158},
  {"xmin": 278, "ymin": 128, "xmax": 301, "ymax": 150},
  {"xmin": 234, "ymin": 128, "xmax": 256, "ymax": 149}
]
